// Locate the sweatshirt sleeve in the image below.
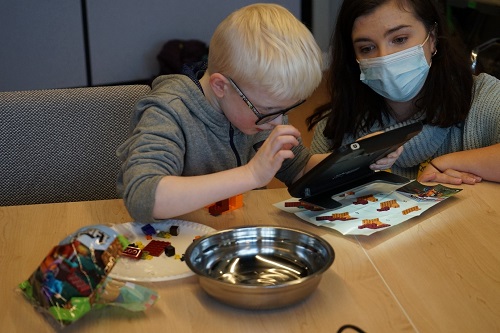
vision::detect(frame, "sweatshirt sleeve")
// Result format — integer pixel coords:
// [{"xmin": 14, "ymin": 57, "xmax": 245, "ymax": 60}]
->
[
  {"xmin": 117, "ymin": 100, "xmax": 187, "ymax": 222},
  {"xmin": 463, "ymin": 73, "xmax": 500, "ymax": 149},
  {"xmin": 274, "ymin": 136, "xmax": 312, "ymax": 187},
  {"xmin": 310, "ymin": 118, "xmax": 332, "ymax": 154}
]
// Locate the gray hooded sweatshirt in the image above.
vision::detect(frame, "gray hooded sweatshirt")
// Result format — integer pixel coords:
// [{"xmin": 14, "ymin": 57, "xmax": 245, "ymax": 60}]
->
[{"xmin": 117, "ymin": 74, "xmax": 311, "ymax": 222}]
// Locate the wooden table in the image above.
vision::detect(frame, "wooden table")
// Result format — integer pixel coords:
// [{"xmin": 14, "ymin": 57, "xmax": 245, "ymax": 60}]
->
[{"xmin": 1, "ymin": 182, "xmax": 499, "ymax": 332}]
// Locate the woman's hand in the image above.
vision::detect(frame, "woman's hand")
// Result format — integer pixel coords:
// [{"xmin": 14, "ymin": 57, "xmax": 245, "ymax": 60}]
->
[
  {"xmin": 356, "ymin": 131, "xmax": 404, "ymax": 171},
  {"xmin": 370, "ymin": 146, "xmax": 404, "ymax": 171},
  {"xmin": 418, "ymin": 163, "xmax": 482, "ymax": 185}
]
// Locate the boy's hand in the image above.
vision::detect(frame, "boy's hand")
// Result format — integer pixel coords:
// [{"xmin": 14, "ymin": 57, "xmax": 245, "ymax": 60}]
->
[
  {"xmin": 245, "ymin": 125, "xmax": 300, "ymax": 187},
  {"xmin": 369, "ymin": 146, "xmax": 403, "ymax": 171}
]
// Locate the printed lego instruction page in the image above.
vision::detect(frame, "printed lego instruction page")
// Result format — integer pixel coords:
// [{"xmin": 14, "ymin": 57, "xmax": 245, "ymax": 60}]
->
[{"xmin": 274, "ymin": 180, "xmax": 462, "ymax": 236}]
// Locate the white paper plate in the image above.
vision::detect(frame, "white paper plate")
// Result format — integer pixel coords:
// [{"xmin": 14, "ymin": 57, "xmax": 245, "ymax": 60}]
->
[{"xmin": 109, "ymin": 220, "xmax": 215, "ymax": 282}]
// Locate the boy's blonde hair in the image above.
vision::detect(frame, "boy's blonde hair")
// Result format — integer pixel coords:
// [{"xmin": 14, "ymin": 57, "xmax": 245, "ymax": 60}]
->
[{"xmin": 207, "ymin": 3, "xmax": 323, "ymax": 101}]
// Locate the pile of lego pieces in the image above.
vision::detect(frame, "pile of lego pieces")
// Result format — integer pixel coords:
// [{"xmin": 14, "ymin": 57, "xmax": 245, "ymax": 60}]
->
[{"xmin": 121, "ymin": 223, "xmax": 198, "ymax": 261}]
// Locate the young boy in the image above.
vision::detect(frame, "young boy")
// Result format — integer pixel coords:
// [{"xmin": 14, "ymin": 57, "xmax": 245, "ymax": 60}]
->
[{"xmin": 117, "ymin": 3, "xmax": 397, "ymax": 222}]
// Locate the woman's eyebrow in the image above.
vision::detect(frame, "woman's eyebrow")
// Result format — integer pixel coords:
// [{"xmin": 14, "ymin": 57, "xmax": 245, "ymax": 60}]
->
[
  {"xmin": 353, "ymin": 37, "xmax": 372, "ymax": 44},
  {"xmin": 384, "ymin": 24, "xmax": 411, "ymax": 37},
  {"xmin": 353, "ymin": 24, "xmax": 412, "ymax": 43}
]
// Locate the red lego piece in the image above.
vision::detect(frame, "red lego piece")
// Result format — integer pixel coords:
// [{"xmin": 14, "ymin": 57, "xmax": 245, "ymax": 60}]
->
[
  {"xmin": 142, "ymin": 240, "xmax": 171, "ymax": 257},
  {"xmin": 209, "ymin": 198, "xmax": 229, "ymax": 216},
  {"xmin": 121, "ymin": 245, "xmax": 143, "ymax": 260},
  {"xmin": 208, "ymin": 194, "xmax": 243, "ymax": 216}
]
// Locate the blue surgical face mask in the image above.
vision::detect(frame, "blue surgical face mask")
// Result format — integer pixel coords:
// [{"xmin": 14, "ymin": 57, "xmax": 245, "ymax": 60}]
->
[{"xmin": 358, "ymin": 33, "xmax": 431, "ymax": 102}]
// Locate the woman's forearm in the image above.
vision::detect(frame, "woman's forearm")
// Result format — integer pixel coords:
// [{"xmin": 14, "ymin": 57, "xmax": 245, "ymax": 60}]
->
[{"xmin": 432, "ymin": 143, "xmax": 500, "ymax": 182}]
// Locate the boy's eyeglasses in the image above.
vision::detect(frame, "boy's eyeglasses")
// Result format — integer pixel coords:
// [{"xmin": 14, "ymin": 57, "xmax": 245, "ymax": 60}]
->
[{"xmin": 227, "ymin": 77, "xmax": 305, "ymax": 125}]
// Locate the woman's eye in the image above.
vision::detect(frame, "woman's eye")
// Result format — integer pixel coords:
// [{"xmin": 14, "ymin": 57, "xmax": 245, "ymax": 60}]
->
[
  {"xmin": 393, "ymin": 36, "xmax": 408, "ymax": 45},
  {"xmin": 359, "ymin": 45, "xmax": 374, "ymax": 54}
]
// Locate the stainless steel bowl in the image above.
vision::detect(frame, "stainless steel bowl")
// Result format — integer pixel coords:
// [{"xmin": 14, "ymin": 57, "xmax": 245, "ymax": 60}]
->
[{"xmin": 184, "ymin": 226, "xmax": 335, "ymax": 310}]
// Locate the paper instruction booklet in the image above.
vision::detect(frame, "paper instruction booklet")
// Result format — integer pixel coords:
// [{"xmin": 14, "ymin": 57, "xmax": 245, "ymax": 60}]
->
[{"xmin": 275, "ymin": 180, "xmax": 461, "ymax": 236}]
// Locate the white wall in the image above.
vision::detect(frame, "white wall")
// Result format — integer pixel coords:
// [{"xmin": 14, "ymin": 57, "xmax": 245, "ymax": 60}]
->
[
  {"xmin": 0, "ymin": 1, "xmax": 87, "ymax": 91},
  {"xmin": 0, "ymin": 0, "xmax": 301, "ymax": 91},
  {"xmin": 87, "ymin": 0, "xmax": 302, "ymax": 85},
  {"xmin": 311, "ymin": 0, "xmax": 342, "ymax": 52}
]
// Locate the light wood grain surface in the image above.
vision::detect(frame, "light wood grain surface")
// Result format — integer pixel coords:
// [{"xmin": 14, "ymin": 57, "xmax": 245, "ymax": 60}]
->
[{"xmin": 1, "ymin": 182, "xmax": 499, "ymax": 332}]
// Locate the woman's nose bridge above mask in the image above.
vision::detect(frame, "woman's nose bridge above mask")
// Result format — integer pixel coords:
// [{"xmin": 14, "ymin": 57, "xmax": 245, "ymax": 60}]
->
[
  {"xmin": 376, "ymin": 44, "xmax": 389, "ymax": 58},
  {"xmin": 367, "ymin": 40, "xmax": 395, "ymax": 58}
]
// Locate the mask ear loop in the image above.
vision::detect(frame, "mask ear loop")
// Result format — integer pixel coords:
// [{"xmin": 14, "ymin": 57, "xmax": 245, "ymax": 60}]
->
[{"xmin": 430, "ymin": 22, "xmax": 438, "ymax": 57}]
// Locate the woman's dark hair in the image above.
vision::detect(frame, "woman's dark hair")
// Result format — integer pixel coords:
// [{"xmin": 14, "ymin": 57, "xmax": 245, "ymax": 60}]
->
[{"xmin": 307, "ymin": 0, "xmax": 473, "ymax": 149}]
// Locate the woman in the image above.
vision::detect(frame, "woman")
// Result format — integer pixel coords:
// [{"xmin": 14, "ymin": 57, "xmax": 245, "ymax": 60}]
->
[{"xmin": 308, "ymin": 0, "xmax": 500, "ymax": 185}]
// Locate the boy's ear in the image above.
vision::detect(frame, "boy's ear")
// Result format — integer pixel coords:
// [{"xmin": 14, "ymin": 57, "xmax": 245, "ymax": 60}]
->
[{"xmin": 209, "ymin": 73, "xmax": 229, "ymax": 98}]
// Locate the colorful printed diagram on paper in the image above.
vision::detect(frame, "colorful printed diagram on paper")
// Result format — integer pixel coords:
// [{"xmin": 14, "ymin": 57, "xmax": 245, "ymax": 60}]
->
[{"xmin": 275, "ymin": 180, "xmax": 462, "ymax": 236}]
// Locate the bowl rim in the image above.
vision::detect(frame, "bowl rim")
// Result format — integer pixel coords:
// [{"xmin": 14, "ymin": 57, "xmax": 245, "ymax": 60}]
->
[{"xmin": 184, "ymin": 225, "xmax": 335, "ymax": 288}]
